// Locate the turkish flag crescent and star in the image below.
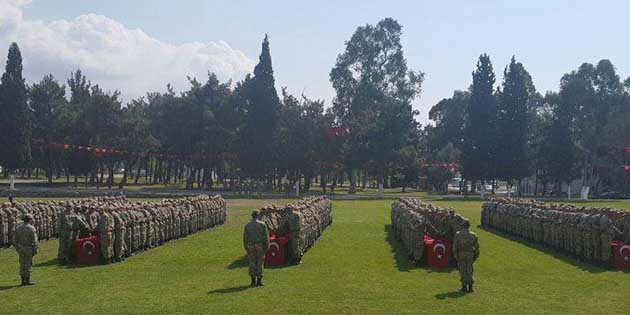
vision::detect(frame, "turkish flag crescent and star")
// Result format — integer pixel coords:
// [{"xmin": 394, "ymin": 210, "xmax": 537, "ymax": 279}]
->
[
  {"xmin": 611, "ymin": 241, "xmax": 630, "ymax": 270},
  {"xmin": 265, "ymin": 234, "xmax": 289, "ymax": 266},
  {"xmin": 74, "ymin": 235, "xmax": 101, "ymax": 265},
  {"xmin": 424, "ymin": 235, "xmax": 452, "ymax": 269}
]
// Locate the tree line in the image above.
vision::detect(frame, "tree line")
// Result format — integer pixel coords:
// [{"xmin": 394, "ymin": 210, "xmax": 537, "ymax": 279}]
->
[
  {"xmin": 1, "ymin": 17, "xmax": 629, "ymax": 196},
  {"xmin": 426, "ymin": 54, "xmax": 630, "ymax": 196}
]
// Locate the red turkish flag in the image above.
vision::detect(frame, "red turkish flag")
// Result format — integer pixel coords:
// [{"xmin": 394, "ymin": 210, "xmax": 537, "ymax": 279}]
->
[{"xmin": 611, "ymin": 241, "xmax": 630, "ymax": 270}]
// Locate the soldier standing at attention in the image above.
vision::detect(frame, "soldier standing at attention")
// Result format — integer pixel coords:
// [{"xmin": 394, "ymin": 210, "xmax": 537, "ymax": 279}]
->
[
  {"xmin": 452, "ymin": 220, "xmax": 479, "ymax": 293},
  {"xmin": 243, "ymin": 210, "xmax": 269, "ymax": 287},
  {"xmin": 98, "ymin": 208, "xmax": 115, "ymax": 264},
  {"xmin": 14, "ymin": 214, "xmax": 38, "ymax": 286}
]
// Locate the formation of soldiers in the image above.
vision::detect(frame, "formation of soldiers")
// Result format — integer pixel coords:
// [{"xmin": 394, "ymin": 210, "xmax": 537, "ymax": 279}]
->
[
  {"xmin": 58, "ymin": 195, "xmax": 226, "ymax": 264},
  {"xmin": 391, "ymin": 198, "xmax": 469, "ymax": 264},
  {"xmin": 481, "ymin": 198, "xmax": 629, "ymax": 265},
  {"xmin": 257, "ymin": 196, "xmax": 333, "ymax": 264},
  {"xmin": 1, "ymin": 200, "xmax": 73, "ymax": 248}
]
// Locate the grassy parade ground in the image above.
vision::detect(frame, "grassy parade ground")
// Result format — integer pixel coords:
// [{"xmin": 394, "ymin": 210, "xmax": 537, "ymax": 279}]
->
[{"xmin": 1, "ymin": 197, "xmax": 629, "ymax": 314}]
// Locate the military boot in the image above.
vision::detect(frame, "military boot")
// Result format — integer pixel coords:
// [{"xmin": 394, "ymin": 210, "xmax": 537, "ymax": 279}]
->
[
  {"xmin": 25, "ymin": 276, "xmax": 35, "ymax": 286},
  {"xmin": 256, "ymin": 277, "xmax": 263, "ymax": 287},
  {"xmin": 250, "ymin": 276, "xmax": 256, "ymax": 287},
  {"xmin": 20, "ymin": 276, "xmax": 26, "ymax": 286},
  {"xmin": 468, "ymin": 284, "xmax": 473, "ymax": 293}
]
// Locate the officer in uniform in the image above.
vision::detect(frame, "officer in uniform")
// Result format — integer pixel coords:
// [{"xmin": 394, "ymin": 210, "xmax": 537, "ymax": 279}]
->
[
  {"xmin": 452, "ymin": 220, "xmax": 479, "ymax": 293},
  {"xmin": 243, "ymin": 210, "xmax": 270, "ymax": 287},
  {"xmin": 14, "ymin": 214, "xmax": 38, "ymax": 286}
]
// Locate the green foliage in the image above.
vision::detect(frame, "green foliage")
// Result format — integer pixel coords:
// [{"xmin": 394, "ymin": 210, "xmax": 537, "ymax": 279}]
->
[
  {"xmin": 495, "ymin": 56, "xmax": 533, "ymax": 182},
  {"xmin": 330, "ymin": 17, "xmax": 424, "ymax": 185},
  {"xmin": 239, "ymin": 35, "xmax": 281, "ymax": 179},
  {"xmin": 0, "ymin": 42, "xmax": 31, "ymax": 171},
  {"xmin": 427, "ymin": 90, "xmax": 469, "ymax": 152},
  {"xmin": 29, "ymin": 74, "xmax": 67, "ymax": 182},
  {"xmin": 424, "ymin": 143, "xmax": 461, "ymax": 192},
  {"xmin": 462, "ymin": 54, "xmax": 497, "ymax": 182}
]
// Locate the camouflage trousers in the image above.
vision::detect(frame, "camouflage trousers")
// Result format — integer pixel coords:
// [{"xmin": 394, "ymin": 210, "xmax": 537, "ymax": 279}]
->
[
  {"xmin": 289, "ymin": 234, "xmax": 302, "ymax": 262},
  {"xmin": 101, "ymin": 232, "xmax": 114, "ymax": 260},
  {"xmin": 58, "ymin": 231, "xmax": 69, "ymax": 261},
  {"xmin": 114, "ymin": 230, "xmax": 126, "ymax": 259},
  {"xmin": 17, "ymin": 247, "xmax": 34, "ymax": 277},
  {"xmin": 246, "ymin": 244, "xmax": 266, "ymax": 277},
  {"xmin": 457, "ymin": 255, "xmax": 475, "ymax": 286},
  {"xmin": 600, "ymin": 234, "xmax": 613, "ymax": 263}
]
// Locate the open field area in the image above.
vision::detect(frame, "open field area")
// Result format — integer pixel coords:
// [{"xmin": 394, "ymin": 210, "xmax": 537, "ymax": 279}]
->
[{"xmin": 1, "ymin": 197, "xmax": 629, "ymax": 314}]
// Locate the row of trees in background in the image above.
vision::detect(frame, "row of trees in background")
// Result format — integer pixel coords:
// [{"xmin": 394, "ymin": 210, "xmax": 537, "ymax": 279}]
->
[
  {"xmin": 425, "ymin": 54, "xmax": 630, "ymax": 196},
  {"xmin": 1, "ymin": 16, "xmax": 629, "ymax": 196},
  {"xmin": 0, "ymin": 19, "xmax": 424, "ymax": 194}
]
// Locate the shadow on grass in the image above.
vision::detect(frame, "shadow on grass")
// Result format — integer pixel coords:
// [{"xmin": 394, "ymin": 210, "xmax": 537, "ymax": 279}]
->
[
  {"xmin": 0, "ymin": 284, "xmax": 21, "ymax": 291},
  {"xmin": 32, "ymin": 258, "xmax": 98, "ymax": 269},
  {"xmin": 478, "ymin": 225, "xmax": 609, "ymax": 274},
  {"xmin": 384, "ymin": 225, "xmax": 415, "ymax": 272},
  {"xmin": 227, "ymin": 255, "xmax": 296, "ymax": 270},
  {"xmin": 34, "ymin": 258, "xmax": 60, "ymax": 267},
  {"xmin": 434, "ymin": 291, "xmax": 466, "ymax": 300},
  {"xmin": 208, "ymin": 285, "xmax": 251, "ymax": 294},
  {"xmin": 227, "ymin": 256, "xmax": 248, "ymax": 270}
]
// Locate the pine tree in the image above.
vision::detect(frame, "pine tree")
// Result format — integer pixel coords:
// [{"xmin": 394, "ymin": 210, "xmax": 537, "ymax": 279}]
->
[
  {"xmin": 496, "ymin": 56, "xmax": 533, "ymax": 188},
  {"xmin": 462, "ymin": 54, "xmax": 497, "ymax": 191},
  {"xmin": 240, "ymin": 34, "xmax": 281, "ymax": 179},
  {"xmin": 0, "ymin": 43, "xmax": 31, "ymax": 186}
]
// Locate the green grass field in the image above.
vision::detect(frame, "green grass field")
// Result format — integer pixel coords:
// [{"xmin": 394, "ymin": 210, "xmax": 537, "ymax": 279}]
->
[{"xmin": 1, "ymin": 198, "xmax": 629, "ymax": 314}]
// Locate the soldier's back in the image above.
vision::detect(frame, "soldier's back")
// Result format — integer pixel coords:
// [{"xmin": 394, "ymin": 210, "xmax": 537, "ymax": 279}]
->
[{"xmin": 14, "ymin": 223, "xmax": 36, "ymax": 248}]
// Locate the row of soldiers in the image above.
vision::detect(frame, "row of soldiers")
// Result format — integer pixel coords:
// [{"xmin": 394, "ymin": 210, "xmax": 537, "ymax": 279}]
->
[
  {"xmin": 481, "ymin": 198, "xmax": 629, "ymax": 265},
  {"xmin": 1, "ymin": 197, "xmax": 129, "ymax": 248},
  {"xmin": 58, "ymin": 195, "xmax": 226, "ymax": 264},
  {"xmin": 257, "ymin": 196, "xmax": 332, "ymax": 264},
  {"xmin": 391, "ymin": 198, "xmax": 469, "ymax": 264}
]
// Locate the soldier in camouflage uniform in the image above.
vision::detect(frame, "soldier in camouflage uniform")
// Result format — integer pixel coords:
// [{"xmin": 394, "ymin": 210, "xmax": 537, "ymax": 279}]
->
[
  {"xmin": 288, "ymin": 210, "xmax": 303, "ymax": 265},
  {"xmin": 98, "ymin": 208, "xmax": 115, "ymax": 264},
  {"xmin": 243, "ymin": 210, "xmax": 270, "ymax": 287},
  {"xmin": 452, "ymin": 220, "xmax": 479, "ymax": 293},
  {"xmin": 112, "ymin": 208, "xmax": 126, "ymax": 262},
  {"xmin": 0, "ymin": 204, "xmax": 8, "ymax": 248},
  {"xmin": 14, "ymin": 214, "xmax": 38, "ymax": 286}
]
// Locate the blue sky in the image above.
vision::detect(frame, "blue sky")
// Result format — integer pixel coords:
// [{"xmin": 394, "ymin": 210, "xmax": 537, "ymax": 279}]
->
[{"xmin": 5, "ymin": 0, "xmax": 630, "ymax": 124}]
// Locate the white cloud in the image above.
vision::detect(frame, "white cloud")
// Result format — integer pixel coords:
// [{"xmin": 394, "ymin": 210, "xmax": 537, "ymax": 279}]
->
[{"xmin": 0, "ymin": 0, "xmax": 256, "ymax": 100}]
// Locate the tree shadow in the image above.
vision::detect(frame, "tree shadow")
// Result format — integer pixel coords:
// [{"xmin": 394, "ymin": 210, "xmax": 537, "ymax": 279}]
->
[
  {"xmin": 434, "ymin": 291, "xmax": 466, "ymax": 300},
  {"xmin": 478, "ymin": 225, "xmax": 610, "ymax": 274},
  {"xmin": 384, "ymin": 224, "xmax": 416, "ymax": 272},
  {"xmin": 208, "ymin": 285, "xmax": 251, "ymax": 294},
  {"xmin": 0, "ymin": 284, "xmax": 21, "ymax": 291}
]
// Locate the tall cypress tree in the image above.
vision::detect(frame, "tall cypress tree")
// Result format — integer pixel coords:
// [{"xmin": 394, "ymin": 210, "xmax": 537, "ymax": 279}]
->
[
  {"xmin": 496, "ymin": 56, "xmax": 533, "ymax": 186},
  {"xmin": 0, "ymin": 43, "xmax": 31, "ymax": 180},
  {"xmin": 240, "ymin": 34, "xmax": 280, "ymax": 179},
  {"xmin": 462, "ymin": 54, "xmax": 497, "ymax": 189}
]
